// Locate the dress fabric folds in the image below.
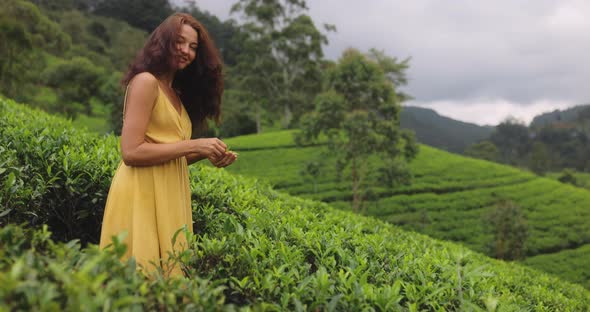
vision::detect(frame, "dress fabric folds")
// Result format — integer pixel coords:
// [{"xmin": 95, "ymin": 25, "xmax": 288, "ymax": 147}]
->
[{"xmin": 99, "ymin": 84, "xmax": 193, "ymax": 276}]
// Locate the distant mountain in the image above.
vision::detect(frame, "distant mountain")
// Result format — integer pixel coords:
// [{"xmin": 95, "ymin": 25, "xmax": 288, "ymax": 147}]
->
[
  {"xmin": 530, "ymin": 104, "xmax": 590, "ymax": 128},
  {"xmin": 400, "ymin": 106, "xmax": 494, "ymax": 153}
]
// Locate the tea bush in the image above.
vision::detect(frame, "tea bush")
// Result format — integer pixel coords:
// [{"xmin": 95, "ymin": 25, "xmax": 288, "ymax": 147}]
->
[
  {"xmin": 2, "ymin": 98, "xmax": 590, "ymax": 309},
  {"xmin": 223, "ymin": 130, "xmax": 590, "ymax": 288},
  {"xmin": 0, "ymin": 99, "xmax": 119, "ymax": 243},
  {"xmin": 523, "ymin": 244, "xmax": 590, "ymax": 289}
]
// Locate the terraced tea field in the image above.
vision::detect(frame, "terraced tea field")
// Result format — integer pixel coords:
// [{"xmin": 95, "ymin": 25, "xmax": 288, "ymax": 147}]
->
[{"xmin": 225, "ymin": 131, "xmax": 590, "ymax": 288}]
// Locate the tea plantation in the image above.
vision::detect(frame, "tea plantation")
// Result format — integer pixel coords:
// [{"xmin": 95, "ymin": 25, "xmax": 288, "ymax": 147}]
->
[
  {"xmin": 224, "ymin": 132, "xmax": 590, "ymax": 290},
  {"xmin": 2, "ymin": 98, "xmax": 590, "ymax": 310}
]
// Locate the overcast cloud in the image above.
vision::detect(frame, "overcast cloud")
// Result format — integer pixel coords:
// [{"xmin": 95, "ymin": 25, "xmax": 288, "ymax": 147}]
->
[{"xmin": 186, "ymin": 0, "xmax": 590, "ymax": 125}]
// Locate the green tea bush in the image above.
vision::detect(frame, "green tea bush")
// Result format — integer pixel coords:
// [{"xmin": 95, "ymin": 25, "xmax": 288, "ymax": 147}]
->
[
  {"xmin": 2, "ymin": 98, "xmax": 590, "ymax": 310},
  {"xmin": 224, "ymin": 130, "xmax": 590, "ymax": 288},
  {"xmin": 523, "ymin": 244, "xmax": 590, "ymax": 289},
  {"xmin": 0, "ymin": 99, "xmax": 120, "ymax": 243},
  {"xmin": 0, "ymin": 224, "xmax": 233, "ymax": 311}
]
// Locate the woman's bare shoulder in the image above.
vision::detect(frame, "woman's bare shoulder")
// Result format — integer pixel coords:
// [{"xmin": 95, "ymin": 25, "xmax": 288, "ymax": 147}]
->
[
  {"xmin": 129, "ymin": 72, "xmax": 158, "ymax": 89},
  {"xmin": 126, "ymin": 72, "xmax": 159, "ymax": 112}
]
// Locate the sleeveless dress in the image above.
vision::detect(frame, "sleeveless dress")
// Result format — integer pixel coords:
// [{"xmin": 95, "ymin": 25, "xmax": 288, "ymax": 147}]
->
[{"xmin": 99, "ymin": 83, "xmax": 193, "ymax": 276}]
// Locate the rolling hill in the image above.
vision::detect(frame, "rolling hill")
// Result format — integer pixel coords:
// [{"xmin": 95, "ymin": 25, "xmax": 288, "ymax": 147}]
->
[
  {"xmin": 530, "ymin": 104, "xmax": 590, "ymax": 128},
  {"xmin": 224, "ymin": 130, "xmax": 590, "ymax": 289},
  {"xmin": 400, "ymin": 106, "xmax": 494, "ymax": 153}
]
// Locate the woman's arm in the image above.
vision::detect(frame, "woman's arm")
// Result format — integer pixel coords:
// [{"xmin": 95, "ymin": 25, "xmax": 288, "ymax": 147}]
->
[
  {"xmin": 120, "ymin": 72, "xmax": 226, "ymax": 167},
  {"xmin": 186, "ymin": 152, "xmax": 207, "ymax": 165},
  {"xmin": 187, "ymin": 151, "xmax": 238, "ymax": 167}
]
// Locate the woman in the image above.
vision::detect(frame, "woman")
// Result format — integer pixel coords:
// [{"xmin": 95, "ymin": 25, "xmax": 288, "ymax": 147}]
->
[{"xmin": 99, "ymin": 13, "xmax": 236, "ymax": 276}]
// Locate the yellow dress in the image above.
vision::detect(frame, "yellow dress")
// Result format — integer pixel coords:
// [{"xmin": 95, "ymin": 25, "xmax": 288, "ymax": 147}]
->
[{"xmin": 99, "ymin": 83, "xmax": 193, "ymax": 276}]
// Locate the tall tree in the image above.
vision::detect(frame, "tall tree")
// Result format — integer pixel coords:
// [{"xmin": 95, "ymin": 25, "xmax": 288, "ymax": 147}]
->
[
  {"xmin": 489, "ymin": 118, "xmax": 531, "ymax": 166},
  {"xmin": 464, "ymin": 141, "xmax": 499, "ymax": 162},
  {"xmin": 367, "ymin": 48, "xmax": 411, "ymax": 102},
  {"xmin": 0, "ymin": 20, "xmax": 32, "ymax": 98},
  {"xmin": 297, "ymin": 49, "xmax": 418, "ymax": 212},
  {"xmin": 231, "ymin": 0, "xmax": 329, "ymax": 130},
  {"xmin": 91, "ymin": 0, "xmax": 173, "ymax": 32},
  {"xmin": 179, "ymin": 1, "xmax": 243, "ymax": 66},
  {"xmin": 299, "ymin": 160, "xmax": 322, "ymax": 194},
  {"xmin": 42, "ymin": 57, "xmax": 105, "ymax": 117},
  {"xmin": 0, "ymin": 0, "xmax": 71, "ymax": 99},
  {"xmin": 528, "ymin": 142, "xmax": 551, "ymax": 175}
]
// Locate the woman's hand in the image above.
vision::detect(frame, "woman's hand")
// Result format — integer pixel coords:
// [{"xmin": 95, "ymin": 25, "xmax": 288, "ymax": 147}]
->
[
  {"xmin": 209, "ymin": 151, "xmax": 237, "ymax": 168},
  {"xmin": 190, "ymin": 138, "xmax": 227, "ymax": 159}
]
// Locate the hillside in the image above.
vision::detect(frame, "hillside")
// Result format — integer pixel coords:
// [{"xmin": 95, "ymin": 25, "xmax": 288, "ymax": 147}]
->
[
  {"xmin": 224, "ymin": 130, "xmax": 590, "ymax": 289},
  {"xmin": 400, "ymin": 106, "xmax": 494, "ymax": 153},
  {"xmin": 529, "ymin": 104, "xmax": 590, "ymax": 128},
  {"xmin": 2, "ymin": 99, "xmax": 590, "ymax": 309}
]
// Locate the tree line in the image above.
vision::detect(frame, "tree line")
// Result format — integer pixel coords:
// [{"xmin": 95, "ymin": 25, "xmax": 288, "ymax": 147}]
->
[{"xmin": 466, "ymin": 110, "xmax": 590, "ymax": 177}]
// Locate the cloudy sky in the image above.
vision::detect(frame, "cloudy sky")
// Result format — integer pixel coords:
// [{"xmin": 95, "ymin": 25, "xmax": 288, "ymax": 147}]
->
[{"xmin": 186, "ymin": 0, "xmax": 590, "ymax": 126}]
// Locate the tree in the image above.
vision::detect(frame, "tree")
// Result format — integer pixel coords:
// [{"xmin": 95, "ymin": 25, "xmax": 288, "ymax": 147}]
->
[
  {"xmin": 367, "ymin": 48, "xmax": 411, "ymax": 102},
  {"xmin": 42, "ymin": 57, "xmax": 105, "ymax": 117},
  {"xmin": 558, "ymin": 169, "xmax": 578, "ymax": 186},
  {"xmin": 28, "ymin": 0, "xmax": 91, "ymax": 11},
  {"xmin": 0, "ymin": 20, "xmax": 32, "ymax": 98},
  {"xmin": 528, "ymin": 141, "xmax": 551, "ymax": 175},
  {"xmin": 91, "ymin": 0, "xmax": 173, "ymax": 32},
  {"xmin": 0, "ymin": 0, "xmax": 71, "ymax": 99},
  {"xmin": 297, "ymin": 49, "xmax": 418, "ymax": 213},
  {"xmin": 489, "ymin": 118, "xmax": 531, "ymax": 165},
  {"xmin": 102, "ymin": 71, "xmax": 126, "ymax": 134},
  {"xmin": 179, "ymin": 1, "xmax": 243, "ymax": 66},
  {"xmin": 217, "ymin": 88, "xmax": 258, "ymax": 137},
  {"xmin": 299, "ymin": 160, "xmax": 322, "ymax": 194},
  {"xmin": 464, "ymin": 141, "xmax": 499, "ymax": 162},
  {"xmin": 231, "ymin": 0, "xmax": 329, "ymax": 129},
  {"xmin": 378, "ymin": 157, "xmax": 414, "ymax": 188},
  {"xmin": 485, "ymin": 200, "xmax": 528, "ymax": 260}
]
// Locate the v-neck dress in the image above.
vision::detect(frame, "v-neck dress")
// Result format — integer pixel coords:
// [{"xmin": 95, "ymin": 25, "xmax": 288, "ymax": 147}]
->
[{"xmin": 99, "ymin": 84, "xmax": 193, "ymax": 276}]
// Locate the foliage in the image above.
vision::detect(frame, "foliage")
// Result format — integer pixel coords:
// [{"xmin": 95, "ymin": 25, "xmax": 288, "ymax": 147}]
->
[
  {"xmin": 42, "ymin": 57, "xmax": 106, "ymax": 117},
  {"xmin": 0, "ymin": 224, "xmax": 232, "ymax": 311},
  {"xmin": 2, "ymin": 98, "xmax": 590, "ymax": 309},
  {"xmin": 465, "ymin": 140, "xmax": 499, "ymax": 162},
  {"xmin": 488, "ymin": 118, "xmax": 531, "ymax": 166},
  {"xmin": 523, "ymin": 244, "xmax": 590, "ymax": 289},
  {"xmin": 90, "ymin": 0, "xmax": 173, "ymax": 33},
  {"xmin": 216, "ymin": 88, "xmax": 259, "ymax": 138},
  {"xmin": 366, "ymin": 48, "xmax": 411, "ymax": 101},
  {"xmin": 231, "ymin": 0, "xmax": 328, "ymax": 129},
  {"xmin": 0, "ymin": 0, "xmax": 70, "ymax": 99},
  {"xmin": 479, "ymin": 105, "xmax": 590, "ymax": 173},
  {"xmin": 484, "ymin": 200, "xmax": 528, "ymax": 260},
  {"xmin": 299, "ymin": 160, "xmax": 322, "ymax": 193},
  {"xmin": 297, "ymin": 49, "xmax": 418, "ymax": 212},
  {"xmin": 557, "ymin": 169, "xmax": 578, "ymax": 186},
  {"xmin": 223, "ymin": 130, "xmax": 590, "ymax": 288},
  {"xmin": 0, "ymin": 99, "xmax": 119, "ymax": 242},
  {"xmin": 178, "ymin": 1, "xmax": 244, "ymax": 66},
  {"xmin": 0, "ymin": 19, "xmax": 33, "ymax": 98},
  {"xmin": 528, "ymin": 142, "xmax": 551, "ymax": 175},
  {"xmin": 0, "ymin": 0, "xmax": 146, "ymax": 133}
]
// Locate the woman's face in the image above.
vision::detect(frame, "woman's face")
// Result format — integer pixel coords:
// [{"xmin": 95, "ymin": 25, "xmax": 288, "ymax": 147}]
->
[{"xmin": 175, "ymin": 24, "xmax": 199, "ymax": 70}]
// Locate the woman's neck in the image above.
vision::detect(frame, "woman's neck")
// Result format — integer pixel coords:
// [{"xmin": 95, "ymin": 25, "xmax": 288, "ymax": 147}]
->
[{"xmin": 158, "ymin": 72, "xmax": 175, "ymax": 87}]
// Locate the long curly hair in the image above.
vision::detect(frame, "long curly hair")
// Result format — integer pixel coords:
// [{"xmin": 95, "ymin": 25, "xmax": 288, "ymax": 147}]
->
[{"xmin": 122, "ymin": 13, "xmax": 223, "ymax": 137}]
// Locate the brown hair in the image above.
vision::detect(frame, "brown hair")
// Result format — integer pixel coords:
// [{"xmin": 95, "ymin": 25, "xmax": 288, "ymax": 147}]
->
[{"xmin": 122, "ymin": 13, "xmax": 223, "ymax": 137}]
